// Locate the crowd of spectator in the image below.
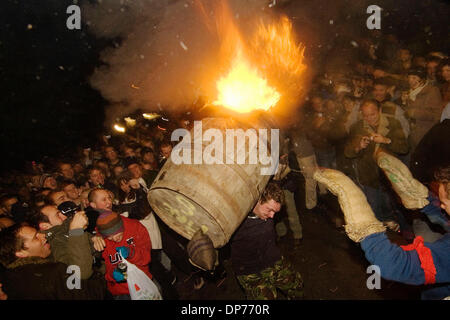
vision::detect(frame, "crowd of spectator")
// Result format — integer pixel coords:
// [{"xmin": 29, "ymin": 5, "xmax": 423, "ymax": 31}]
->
[{"xmin": 0, "ymin": 30, "xmax": 449, "ymax": 300}]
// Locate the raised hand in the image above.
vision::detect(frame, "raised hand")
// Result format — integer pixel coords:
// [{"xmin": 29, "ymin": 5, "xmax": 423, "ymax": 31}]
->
[
  {"xmin": 69, "ymin": 211, "xmax": 88, "ymax": 230},
  {"xmin": 92, "ymin": 235, "xmax": 106, "ymax": 252}
]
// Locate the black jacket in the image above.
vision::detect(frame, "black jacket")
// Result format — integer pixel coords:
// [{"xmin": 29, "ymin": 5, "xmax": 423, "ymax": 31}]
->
[
  {"xmin": 230, "ymin": 215, "xmax": 281, "ymax": 276},
  {"xmin": 411, "ymin": 119, "xmax": 450, "ymax": 183},
  {"xmin": 0, "ymin": 257, "xmax": 107, "ymax": 300},
  {"xmin": 85, "ymin": 206, "xmax": 99, "ymax": 234},
  {"xmin": 117, "ymin": 187, "xmax": 151, "ymax": 220}
]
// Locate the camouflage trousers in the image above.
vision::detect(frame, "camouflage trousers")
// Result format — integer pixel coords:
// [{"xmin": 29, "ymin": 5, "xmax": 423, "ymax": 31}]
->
[{"xmin": 237, "ymin": 257, "xmax": 303, "ymax": 300}]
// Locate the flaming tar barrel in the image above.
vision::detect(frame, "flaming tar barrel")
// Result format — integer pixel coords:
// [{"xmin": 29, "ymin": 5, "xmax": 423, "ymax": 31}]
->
[{"xmin": 148, "ymin": 111, "xmax": 279, "ymax": 248}]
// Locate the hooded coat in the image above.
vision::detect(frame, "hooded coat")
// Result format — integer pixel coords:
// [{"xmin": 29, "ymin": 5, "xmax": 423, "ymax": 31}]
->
[{"xmin": 42, "ymin": 219, "xmax": 95, "ymax": 279}]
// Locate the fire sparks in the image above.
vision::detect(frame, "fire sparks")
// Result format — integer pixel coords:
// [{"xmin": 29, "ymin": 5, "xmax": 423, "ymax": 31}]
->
[{"xmin": 251, "ymin": 16, "xmax": 306, "ymax": 81}]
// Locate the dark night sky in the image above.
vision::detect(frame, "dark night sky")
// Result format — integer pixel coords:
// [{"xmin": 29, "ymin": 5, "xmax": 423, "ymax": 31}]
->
[
  {"xmin": 0, "ymin": 0, "xmax": 109, "ymax": 172},
  {"xmin": 0, "ymin": 0, "xmax": 448, "ymax": 173}
]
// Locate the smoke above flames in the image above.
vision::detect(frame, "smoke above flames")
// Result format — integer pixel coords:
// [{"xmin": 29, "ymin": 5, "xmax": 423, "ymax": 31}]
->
[{"xmin": 82, "ymin": 0, "xmax": 371, "ymax": 127}]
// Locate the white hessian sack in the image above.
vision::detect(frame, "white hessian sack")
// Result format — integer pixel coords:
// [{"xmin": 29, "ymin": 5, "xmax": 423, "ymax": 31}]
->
[
  {"xmin": 376, "ymin": 151, "xmax": 429, "ymax": 209},
  {"xmin": 122, "ymin": 258, "xmax": 162, "ymax": 300}
]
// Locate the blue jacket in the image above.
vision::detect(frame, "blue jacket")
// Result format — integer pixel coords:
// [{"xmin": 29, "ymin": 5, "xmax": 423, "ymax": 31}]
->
[{"xmin": 360, "ymin": 195, "xmax": 450, "ymax": 299}]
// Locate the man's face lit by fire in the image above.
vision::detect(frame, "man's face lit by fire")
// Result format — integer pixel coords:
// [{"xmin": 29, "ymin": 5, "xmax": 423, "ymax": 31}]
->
[
  {"xmin": 128, "ymin": 163, "xmax": 142, "ymax": 179},
  {"xmin": 40, "ymin": 205, "xmax": 67, "ymax": 229},
  {"xmin": 143, "ymin": 151, "xmax": 156, "ymax": 164},
  {"xmin": 408, "ymin": 75, "xmax": 423, "ymax": 90},
  {"xmin": 373, "ymin": 84, "xmax": 388, "ymax": 102},
  {"xmin": 15, "ymin": 226, "xmax": 51, "ymax": 259},
  {"xmin": 253, "ymin": 199, "xmax": 281, "ymax": 220},
  {"xmin": 63, "ymin": 183, "xmax": 79, "ymax": 201},
  {"xmin": 160, "ymin": 145, "xmax": 172, "ymax": 159},
  {"xmin": 361, "ymin": 102, "xmax": 380, "ymax": 128},
  {"xmin": 89, "ymin": 169, "xmax": 105, "ymax": 186},
  {"xmin": 90, "ymin": 189, "xmax": 112, "ymax": 211},
  {"xmin": 59, "ymin": 163, "xmax": 74, "ymax": 180},
  {"xmin": 105, "ymin": 147, "xmax": 118, "ymax": 162},
  {"xmin": 50, "ymin": 191, "xmax": 69, "ymax": 206}
]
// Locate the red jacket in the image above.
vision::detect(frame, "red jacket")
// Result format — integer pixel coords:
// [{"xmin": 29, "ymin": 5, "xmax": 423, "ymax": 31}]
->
[{"xmin": 101, "ymin": 216, "xmax": 152, "ymax": 296}]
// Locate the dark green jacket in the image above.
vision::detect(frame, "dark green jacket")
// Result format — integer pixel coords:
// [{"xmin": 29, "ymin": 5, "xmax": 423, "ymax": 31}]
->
[
  {"xmin": 143, "ymin": 169, "xmax": 159, "ymax": 188},
  {"xmin": 1, "ymin": 257, "xmax": 106, "ymax": 300},
  {"xmin": 43, "ymin": 218, "xmax": 95, "ymax": 279},
  {"xmin": 344, "ymin": 114, "xmax": 409, "ymax": 188}
]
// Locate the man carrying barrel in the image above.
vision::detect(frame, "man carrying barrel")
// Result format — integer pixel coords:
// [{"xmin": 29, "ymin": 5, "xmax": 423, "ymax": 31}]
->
[{"xmin": 230, "ymin": 182, "xmax": 304, "ymax": 300}]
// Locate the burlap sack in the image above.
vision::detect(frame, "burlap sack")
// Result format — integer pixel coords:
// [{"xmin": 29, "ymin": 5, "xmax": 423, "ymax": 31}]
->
[
  {"xmin": 313, "ymin": 168, "xmax": 386, "ymax": 242},
  {"xmin": 375, "ymin": 151, "xmax": 429, "ymax": 209},
  {"xmin": 187, "ymin": 229, "xmax": 218, "ymax": 271}
]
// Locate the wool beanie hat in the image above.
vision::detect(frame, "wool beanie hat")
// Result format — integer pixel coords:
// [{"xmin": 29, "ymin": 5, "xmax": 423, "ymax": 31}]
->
[{"xmin": 96, "ymin": 210, "xmax": 124, "ymax": 238}]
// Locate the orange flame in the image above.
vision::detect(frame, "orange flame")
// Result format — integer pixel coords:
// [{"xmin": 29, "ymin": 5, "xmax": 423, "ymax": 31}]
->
[
  {"xmin": 211, "ymin": 13, "xmax": 306, "ymax": 114},
  {"xmin": 251, "ymin": 16, "xmax": 306, "ymax": 87},
  {"xmin": 213, "ymin": 47, "xmax": 281, "ymax": 113}
]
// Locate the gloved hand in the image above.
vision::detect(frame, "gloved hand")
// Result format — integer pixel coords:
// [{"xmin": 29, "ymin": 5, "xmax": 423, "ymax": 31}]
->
[
  {"xmin": 375, "ymin": 150, "xmax": 429, "ymax": 209},
  {"xmin": 113, "ymin": 268, "xmax": 125, "ymax": 282},
  {"xmin": 313, "ymin": 168, "xmax": 386, "ymax": 242},
  {"xmin": 187, "ymin": 230, "xmax": 218, "ymax": 271},
  {"xmin": 116, "ymin": 246, "xmax": 129, "ymax": 259}
]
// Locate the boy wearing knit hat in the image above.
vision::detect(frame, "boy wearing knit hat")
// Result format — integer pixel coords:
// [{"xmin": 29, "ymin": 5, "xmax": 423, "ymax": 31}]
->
[{"xmin": 94, "ymin": 210, "xmax": 152, "ymax": 299}]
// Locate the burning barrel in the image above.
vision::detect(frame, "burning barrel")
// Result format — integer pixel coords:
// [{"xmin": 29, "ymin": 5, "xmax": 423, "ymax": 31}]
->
[{"xmin": 147, "ymin": 112, "xmax": 279, "ymax": 248}]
